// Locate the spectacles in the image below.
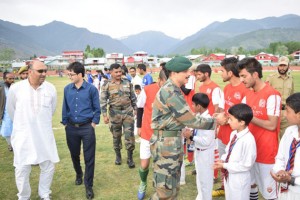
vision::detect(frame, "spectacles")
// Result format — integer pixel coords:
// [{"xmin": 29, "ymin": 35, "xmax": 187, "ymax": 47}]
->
[
  {"xmin": 33, "ymin": 69, "xmax": 48, "ymax": 73},
  {"xmin": 68, "ymin": 73, "xmax": 77, "ymax": 77}
]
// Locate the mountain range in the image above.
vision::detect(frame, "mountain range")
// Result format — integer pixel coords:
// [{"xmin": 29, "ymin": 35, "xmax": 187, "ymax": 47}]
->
[{"xmin": 0, "ymin": 14, "xmax": 300, "ymax": 59}]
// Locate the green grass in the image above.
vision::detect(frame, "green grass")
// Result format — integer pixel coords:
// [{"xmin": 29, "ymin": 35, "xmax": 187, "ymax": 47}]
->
[{"xmin": 0, "ymin": 70, "xmax": 299, "ymax": 200}]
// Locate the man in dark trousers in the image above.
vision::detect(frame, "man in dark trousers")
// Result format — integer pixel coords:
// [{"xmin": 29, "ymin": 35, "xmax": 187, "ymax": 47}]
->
[{"xmin": 62, "ymin": 62, "xmax": 101, "ymax": 199}]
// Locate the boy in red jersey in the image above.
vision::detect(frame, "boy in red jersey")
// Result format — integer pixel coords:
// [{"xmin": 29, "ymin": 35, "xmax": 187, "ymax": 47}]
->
[
  {"xmin": 194, "ymin": 64, "xmax": 223, "ymax": 116},
  {"xmin": 238, "ymin": 57, "xmax": 281, "ymax": 200},
  {"xmin": 136, "ymin": 67, "xmax": 169, "ymax": 200}
]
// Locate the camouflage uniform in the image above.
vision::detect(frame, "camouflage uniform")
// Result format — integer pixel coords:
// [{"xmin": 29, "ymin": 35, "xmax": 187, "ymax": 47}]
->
[
  {"xmin": 150, "ymin": 79, "xmax": 215, "ymax": 200},
  {"xmin": 100, "ymin": 78, "xmax": 137, "ymax": 151},
  {"xmin": 266, "ymin": 72, "xmax": 294, "ymax": 139}
]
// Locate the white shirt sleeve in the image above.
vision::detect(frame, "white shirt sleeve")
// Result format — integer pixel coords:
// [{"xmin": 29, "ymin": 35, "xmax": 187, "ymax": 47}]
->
[
  {"xmin": 185, "ymin": 75, "xmax": 195, "ymax": 90},
  {"xmin": 136, "ymin": 89, "xmax": 146, "ymax": 108},
  {"xmin": 7, "ymin": 85, "xmax": 16, "ymax": 121},
  {"xmin": 212, "ymin": 87, "xmax": 224, "ymax": 108},
  {"xmin": 266, "ymin": 94, "xmax": 281, "ymax": 116},
  {"xmin": 272, "ymin": 132, "xmax": 288, "ymax": 173},
  {"xmin": 51, "ymin": 86, "xmax": 57, "ymax": 115}
]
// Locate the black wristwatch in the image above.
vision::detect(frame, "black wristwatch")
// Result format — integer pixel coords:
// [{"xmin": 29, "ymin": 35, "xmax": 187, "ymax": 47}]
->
[{"xmin": 289, "ymin": 176, "xmax": 295, "ymax": 186}]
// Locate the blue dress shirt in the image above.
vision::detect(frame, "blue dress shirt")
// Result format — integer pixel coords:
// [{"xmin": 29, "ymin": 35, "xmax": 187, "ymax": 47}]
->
[{"xmin": 62, "ymin": 81, "xmax": 100, "ymax": 125}]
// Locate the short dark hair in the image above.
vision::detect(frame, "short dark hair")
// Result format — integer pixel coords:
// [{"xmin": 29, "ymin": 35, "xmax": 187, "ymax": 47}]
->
[
  {"xmin": 192, "ymin": 93, "xmax": 209, "ymax": 109},
  {"xmin": 67, "ymin": 62, "xmax": 85, "ymax": 77},
  {"xmin": 160, "ymin": 62, "xmax": 166, "ymax": 68},
  {"xmin": 137, "ymin": 64, "xmax": 146, "ymax": 71},
  {"xmin": 220, "ymin": 57, "xmax": 239, "ymax": 77},
  {"xmin": 110, "ymin": 63, "xmax": 121, "ymax": 71},
  {"xmin": 129, "ymin": 67, "xmax": 136, "ymax": 71},
  {"xmin": 121, "ymin": 65, "xmax": 128, "ymax": 74},
  {"xmin": 159, "ymin": 64, "xmax": 170, "ymax": 80},
  {"xmin": 134, "ymin": 85, "xmax": 141, "ymax": 91},
  {"xmin": 195, "ymin": 64, "xmax": 212, "ymax": 77},
  {"xmin": 228, "ymin": 103, "xmax": 253, "ymax": 126},
  {"xmin": 237, "ymin": 57, "xmax": 263, "ymax": 78},
  {"xmin": 286, "ymin": 92, "xmax": 300, "ymax": 114}
]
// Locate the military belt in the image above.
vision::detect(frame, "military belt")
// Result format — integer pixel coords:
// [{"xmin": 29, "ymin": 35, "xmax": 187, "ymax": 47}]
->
[
  {"xmin": 153, "ymin": 130, "xmax": 181, "ymax": 137},
  {"xmin": 110, "ymin": 106, "xmax": 127, "ymax": 110}
]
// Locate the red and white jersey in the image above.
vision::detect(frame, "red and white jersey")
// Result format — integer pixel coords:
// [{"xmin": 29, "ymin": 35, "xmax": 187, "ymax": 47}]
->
[
  {"xmin": 242, "ymin": 84, "xmax": 281, "ymax": 164},
  {"xmin": 140, "ymin": 83, "xmax": 160, "ymax": 141},
  {"xmin": 218, "ymin": 83, "xmax": 250, "ymax": 145},
  {"xmin": 198, "ymin": 81, "xmax": 223, "ymax": 116}
]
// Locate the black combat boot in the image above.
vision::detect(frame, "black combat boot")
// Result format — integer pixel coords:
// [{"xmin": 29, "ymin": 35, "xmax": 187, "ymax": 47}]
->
[
  {"xmin": 115, "ymin": 149, "xmax": 122, "ymax": 165},
  {"xmin": 127, "ymin": 150, "xmax": 135, "ymax": 168}
]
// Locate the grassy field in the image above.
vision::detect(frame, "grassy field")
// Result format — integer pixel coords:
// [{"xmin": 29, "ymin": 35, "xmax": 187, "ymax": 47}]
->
[{"xmin": 0, "ymin": 70, "xmax": 299, "ymax": 200}]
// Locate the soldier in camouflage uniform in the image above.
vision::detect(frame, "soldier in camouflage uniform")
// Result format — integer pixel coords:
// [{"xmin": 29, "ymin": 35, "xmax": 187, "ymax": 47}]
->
[
  {"xmin": 266, "ymin": 56, "xmax": 294, "ymax": 139},
  {"xmin": 100, "ymin": 63, "xmax": 137, "ymax": 168},
  {"xmin": 150, "ymin": 57, "xmax": 216, "ymax": 200}
]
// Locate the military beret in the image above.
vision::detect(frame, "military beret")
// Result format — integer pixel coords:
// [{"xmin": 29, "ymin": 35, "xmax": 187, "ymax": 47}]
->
[
  {"xmin": 18, "ymin": 66, "xmax": 29, "ymax": 74},
  {"xmin": 165, "ymin": 56, "xmax": 192, "ymax": 72}
]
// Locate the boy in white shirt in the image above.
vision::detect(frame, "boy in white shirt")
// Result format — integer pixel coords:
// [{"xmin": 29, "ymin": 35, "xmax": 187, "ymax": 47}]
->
[
  {"xmin": 213, "ymin": 103, "xmax": 257, "ymax": 200},
  {"xmin": 271, "ymin": 92, "xmax": 300, "ymax": 200},
  {"xmin": 184, "ymin": 93, "xmax": 215, "ymax": 200}
]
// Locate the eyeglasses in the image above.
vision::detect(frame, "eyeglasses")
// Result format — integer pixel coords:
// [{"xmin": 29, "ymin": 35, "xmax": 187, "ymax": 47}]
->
[
  {"xmin": 68, "ymin": 73, "xmax": 77, "ymax": 77},
  {"xmin": 33, "ymin": 69, "xmax": 48, "ymax": 73}
]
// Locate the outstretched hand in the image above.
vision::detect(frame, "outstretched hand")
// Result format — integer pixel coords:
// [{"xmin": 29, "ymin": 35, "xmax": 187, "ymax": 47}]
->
[{"xmin": 213, "ymin": 112, "xmax": 228, "ymax": 126}]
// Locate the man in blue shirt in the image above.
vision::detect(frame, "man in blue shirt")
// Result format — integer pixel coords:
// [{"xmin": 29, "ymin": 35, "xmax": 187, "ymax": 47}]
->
[
  {"xmin": 62, "ymin": 62, "xmax": 101, "ymax": 199},
  {"xmin": 137, "ymin": 64, "xmax": 153, "ymax": 88},
  {"xmin": 86, "ymin": 69, "xmax": 93, "ymax": 84}
]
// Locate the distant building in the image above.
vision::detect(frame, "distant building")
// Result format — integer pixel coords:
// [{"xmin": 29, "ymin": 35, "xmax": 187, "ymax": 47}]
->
[
  {"xmin": 106, "ymin": 53, "xmax": 124, "ymax": 66},
  {"xmin": 291, "ymin": 50, "xmax": 300, "ymax": 62},
  {"xmin": 202, "ymin": 53, "xmax": 226, "ymax": 66},
  {"xmin": 62, "ymin": 50, "xmax": 84, "ymax": 63},
  {"xmin": 84, "ymin": 58, "xmax": 106, "ymax": 70},
  {"xmin": 255, "ymin": 52, "xmax": 278, "ymax": 66}
]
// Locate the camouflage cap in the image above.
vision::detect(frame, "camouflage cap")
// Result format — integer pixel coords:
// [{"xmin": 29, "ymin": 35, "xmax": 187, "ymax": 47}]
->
[
  {"xmin": 18, "ymin": 66, "xmax": 29, "ymax": 74},
  {"xmin": 278, "ymin": 56, "xmax": 289, "ymax": 66},
  {"xmin": 165, "ymin": 56, "xmax": 192, "ymax": 72}
]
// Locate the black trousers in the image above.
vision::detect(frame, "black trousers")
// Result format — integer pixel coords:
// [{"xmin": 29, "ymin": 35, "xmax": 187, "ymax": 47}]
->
[{"xmin": 66, "ymin": 123, "xmax": 96, "ymax": 187}]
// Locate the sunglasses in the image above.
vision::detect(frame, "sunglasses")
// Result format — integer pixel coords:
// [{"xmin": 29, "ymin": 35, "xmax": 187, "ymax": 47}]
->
[{"xmin": 33, "ymin": 69, "xmax": 48, "ymax": 73}]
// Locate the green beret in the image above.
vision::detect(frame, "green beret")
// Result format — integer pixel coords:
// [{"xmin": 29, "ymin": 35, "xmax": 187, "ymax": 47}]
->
[
  {"xmin": 18, "ymin": 66, "xmax": 29, "ymax": 74},
  {"xmin": 165, "ymin": 56, "xmax": 192, "ymax": 72}
]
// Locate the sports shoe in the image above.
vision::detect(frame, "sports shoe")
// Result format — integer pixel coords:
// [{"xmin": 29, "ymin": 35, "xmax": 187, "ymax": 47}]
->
[
  {"xmin": 212, "ymin": 187, "xmax": 225, "ymax": 197},
  {"xmin": 180, "ymin": 181, "xmax": 186, "ymax": 185},
  {"xmin": 137, "ymin": 182, "xmax": 147, "ymax": 200}
]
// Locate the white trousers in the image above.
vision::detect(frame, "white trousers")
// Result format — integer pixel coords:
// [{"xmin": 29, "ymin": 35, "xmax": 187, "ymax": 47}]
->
[
  {"xmin": 15, "ymin": 160, "xmax": 55, "ymax": 200},
  {"xmin": 195, "ymin": 147, "xmax": 214, "ymax": 200}
]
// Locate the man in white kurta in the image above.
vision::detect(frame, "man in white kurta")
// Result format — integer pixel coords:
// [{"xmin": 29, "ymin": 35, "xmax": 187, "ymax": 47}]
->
[{"xmin": 7, "ymin": 61, "xmax": 59, "ymax": 200}]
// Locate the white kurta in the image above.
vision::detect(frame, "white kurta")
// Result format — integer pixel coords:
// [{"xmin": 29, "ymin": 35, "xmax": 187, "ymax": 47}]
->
[
  {"xmin": 131, "ymin": 75, "xmax": 143, "ymax": 88},
  {"xmin": 222, "ymin": 128, "xmax": 257, "ymax": 200},
  {"xmin": 273, "ymin": 125, "xmax": 300, "ymax": 199},
  {"xmin": 7, "ymin": 79, "xmax": 59, "ymax": 167}
]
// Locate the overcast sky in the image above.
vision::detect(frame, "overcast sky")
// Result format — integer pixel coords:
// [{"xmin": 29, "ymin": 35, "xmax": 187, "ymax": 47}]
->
[{"xmin": 0, "ymin": 0, "xmax": 299, "ymax": 39}]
